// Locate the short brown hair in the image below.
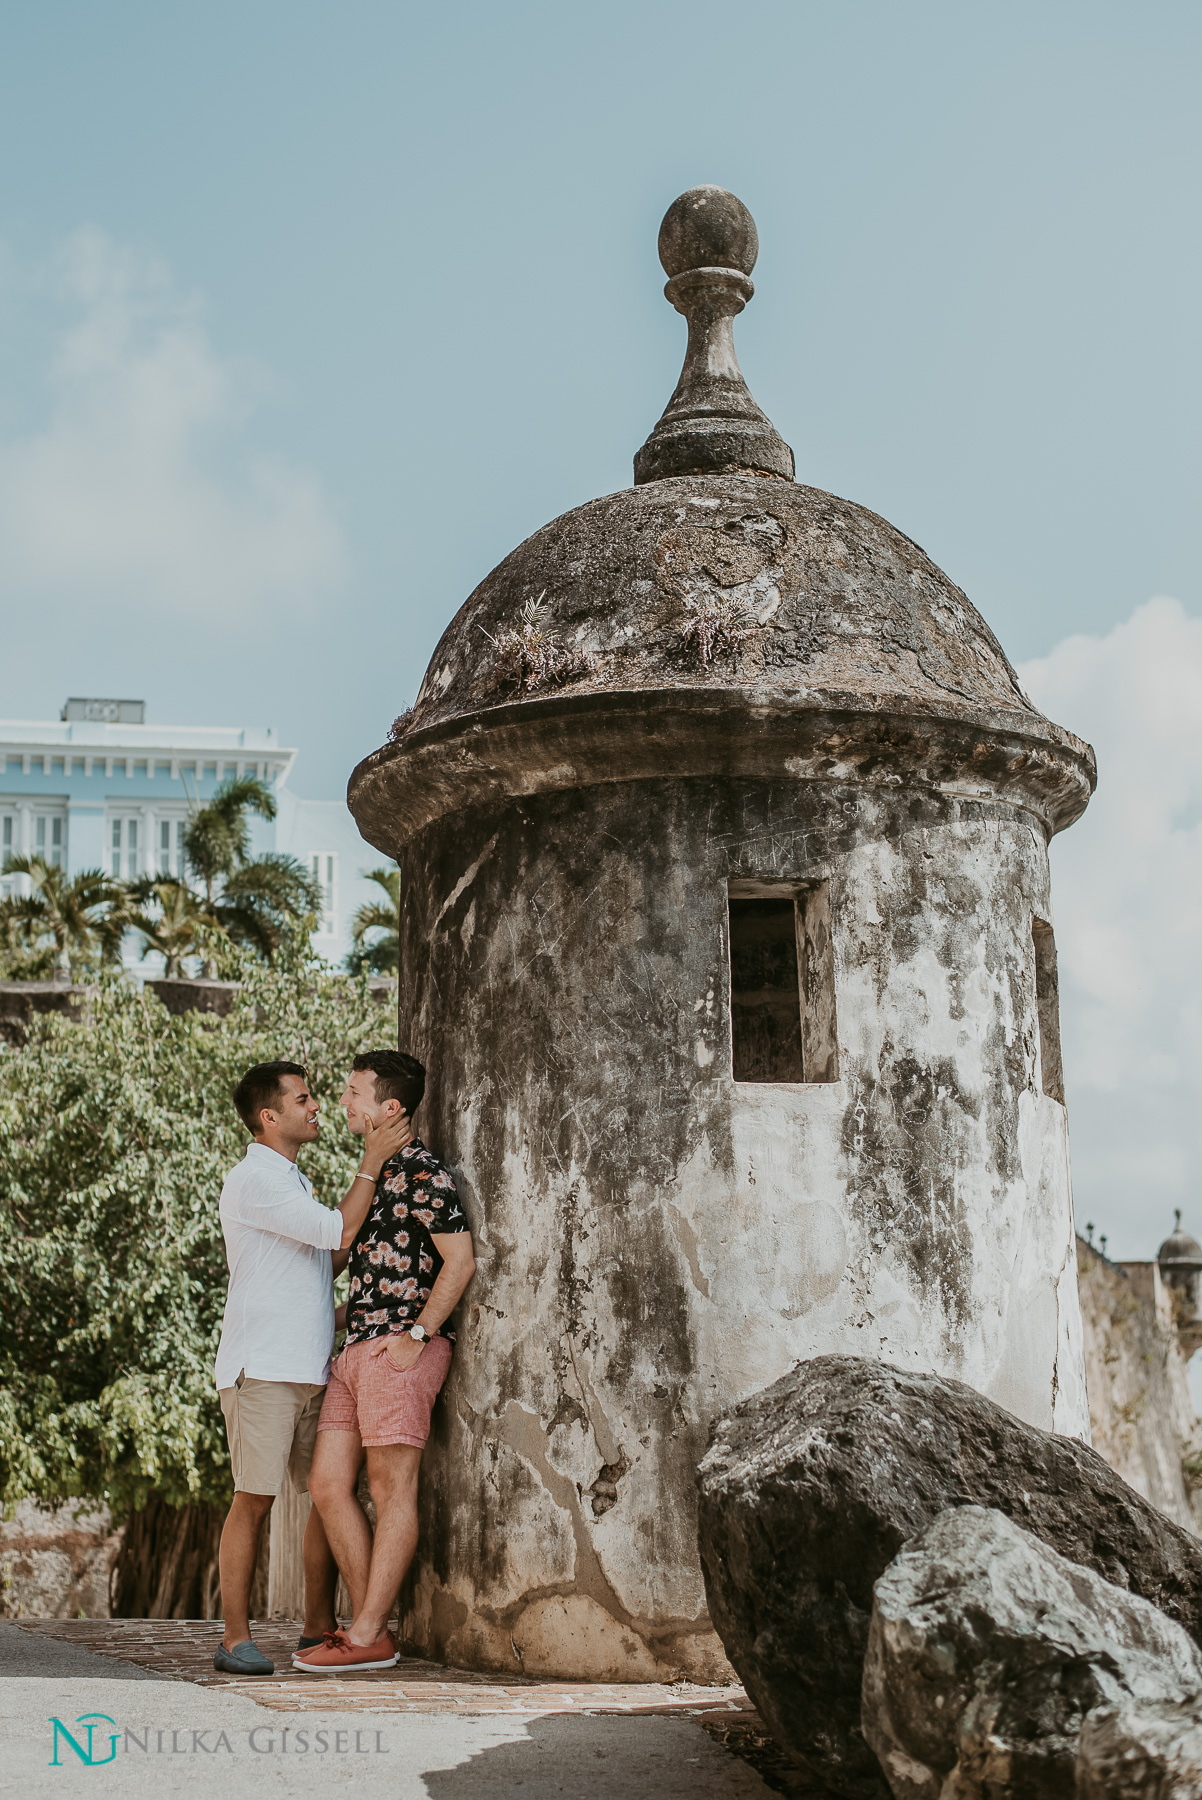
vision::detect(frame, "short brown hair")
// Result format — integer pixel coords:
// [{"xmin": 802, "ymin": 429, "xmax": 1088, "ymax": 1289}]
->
[
  {"xmin": 232, "ymin": 1060, "xmax": 307, "ymax": 1134},
  {"xmin": 351, "ymin": 1050, "xmax": 425, "ymax": 1116}
]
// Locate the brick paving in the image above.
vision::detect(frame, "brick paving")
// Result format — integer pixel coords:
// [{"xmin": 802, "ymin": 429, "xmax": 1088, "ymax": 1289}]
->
[{"xmin": 15, "ymin": 1619, "xmax": 756, "ymax": 1719}]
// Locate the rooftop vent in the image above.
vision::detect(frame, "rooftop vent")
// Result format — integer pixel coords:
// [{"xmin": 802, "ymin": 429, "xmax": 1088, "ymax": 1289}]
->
[{"xmin": 61, "ymin": 698, "xmax": 146, "ymax": 724}]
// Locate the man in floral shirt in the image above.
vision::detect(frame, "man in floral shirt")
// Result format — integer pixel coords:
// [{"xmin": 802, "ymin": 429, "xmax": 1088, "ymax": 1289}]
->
[{"xmin": 299, "ymin": 1050, "xmax": 475, "ymax": 1672}]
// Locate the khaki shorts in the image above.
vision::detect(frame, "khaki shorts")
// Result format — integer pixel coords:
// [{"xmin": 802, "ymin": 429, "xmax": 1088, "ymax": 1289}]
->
[{"xmin": 219, "ymin": 1372, "xmax": 326, "ymax": 1497}]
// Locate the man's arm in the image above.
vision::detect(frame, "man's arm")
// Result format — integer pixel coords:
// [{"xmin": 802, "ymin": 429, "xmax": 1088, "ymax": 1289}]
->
[
  {"xmin": 229, "ymin": 1113, "xmax": 413, "ymax": 1251},
  {"xmin": 375, "ymin": 1233, "xmax": 476, "ymax": 1369},
  {"xmin": 332, "ymin": 1111, "xmax": 413, "ymax": 1250}
]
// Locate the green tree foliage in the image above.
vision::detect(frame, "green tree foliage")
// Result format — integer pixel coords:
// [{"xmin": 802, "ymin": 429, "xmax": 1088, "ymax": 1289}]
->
[
  {"xmin": 0, "ymin": 950, "xmax": 391, "ymax": 1514},
  {"xmin": 345, "ymin": 865, "xmax": 400, "ymax": 976},
  {"xmin": 0, "ymin": 858, "xmax": 127, "ymax": 979}
]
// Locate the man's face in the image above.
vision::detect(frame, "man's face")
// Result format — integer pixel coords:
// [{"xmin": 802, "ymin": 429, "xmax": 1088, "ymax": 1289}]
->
[
  {"xmin": 260, "ymin": 1074, "xmax": 320, "ymax": 1146},
  {"xmin": 340, "ymin": 1069, "xmax": 385, "ymax": 1136}
]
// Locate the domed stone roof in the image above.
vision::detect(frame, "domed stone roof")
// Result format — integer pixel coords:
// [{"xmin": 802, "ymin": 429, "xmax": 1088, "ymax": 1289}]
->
[
  {"xmin": 349, "ymin": 190, "xmax": 1096, "ymax": 854},
  {"xmin": 1158, "ymin": 1212, "xmax": 1202, "ymax": 1270},
  {"xmin": 406, "ymin": 473, "xmax": 1071, "ymax": 737}
]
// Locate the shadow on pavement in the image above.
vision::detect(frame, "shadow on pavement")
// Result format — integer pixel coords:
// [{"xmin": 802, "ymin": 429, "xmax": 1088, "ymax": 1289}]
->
[
  {"xmin": 0, "ymin": 1621, "xmax": 158, "ymax": 1681},
  {"xmin": 423, "ymin": 1712, "xmax": 774, "ymax": 1798},
  {"xmin": 703, "ymin": 1717, "xmax": 842, "ymax": 1797}
]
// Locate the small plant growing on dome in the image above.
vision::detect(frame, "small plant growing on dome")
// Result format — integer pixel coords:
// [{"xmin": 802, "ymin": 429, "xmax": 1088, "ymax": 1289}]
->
[
  {"xmin": 482, "ymin": 597, "xmax": 599, "ymax": 693},
  {"xmin": 387, "ymin": 707, "xmax": 414, "ymax": 742},
  {"xmin": 676, "ymin": 593, "xmax": 757, "ymax": 668}
]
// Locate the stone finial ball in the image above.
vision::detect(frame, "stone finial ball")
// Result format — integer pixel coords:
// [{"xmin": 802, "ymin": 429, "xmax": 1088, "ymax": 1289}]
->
[{"xmin": 657, "ymin": 186, "xmax": 759, "ymax": 279}]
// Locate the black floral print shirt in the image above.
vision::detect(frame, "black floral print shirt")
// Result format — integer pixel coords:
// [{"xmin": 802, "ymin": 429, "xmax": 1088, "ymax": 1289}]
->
[{"xmin": 343, "ymin": 1138, "xmax": 470, "ymax": 1346}]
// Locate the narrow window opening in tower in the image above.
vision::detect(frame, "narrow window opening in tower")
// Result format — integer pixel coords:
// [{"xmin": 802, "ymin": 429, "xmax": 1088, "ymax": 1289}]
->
[
  {"xmin": 1032, "ymin": 918, "xmax": 1065, "ymax": 1103},
  {"xmin": 728, "ymin": 883, "xmax": 839, "ymax": 1083}
]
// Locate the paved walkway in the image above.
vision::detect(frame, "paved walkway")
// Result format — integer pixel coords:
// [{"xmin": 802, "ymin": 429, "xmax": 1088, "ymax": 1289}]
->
[
  {"xmin": 1, "ymin": 1620, "xmax": 803, "ymax": 1799},
  {"xmin": 16, "ymin": 1619, "xmax": 755, "ymax": 1719}
]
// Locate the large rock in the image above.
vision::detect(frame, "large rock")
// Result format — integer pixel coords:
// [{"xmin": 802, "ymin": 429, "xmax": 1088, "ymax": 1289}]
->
[
  {"xmin": 696, "ymin": 1356, "xmax": 1202, "ymax": 1798},
  {"xmin": 862, "ymin": 1505, "xmax": 1202, "ymax": 1798},
  {"xmin": 1078, "ymin": 1696, "xmax": 1202, "ymax": 1798}
]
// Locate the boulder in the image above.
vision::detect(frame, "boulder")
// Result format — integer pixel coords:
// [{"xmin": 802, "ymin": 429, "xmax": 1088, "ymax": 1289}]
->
[
  {"xmin": 696, "ymin": 1356, "xmax": 1202, "ymax": 1799},
  {"xmin": 862, "ymin": 1504, "xmax": 1202, "ymax": 1798},
  {"xmin": 1078, "ymin": 1696, "xmax": 1202, "ymax": 1799}
]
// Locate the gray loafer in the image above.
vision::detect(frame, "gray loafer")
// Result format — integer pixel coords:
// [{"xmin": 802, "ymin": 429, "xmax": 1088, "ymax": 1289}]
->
[{"xmin": 213, "ymin": 1639, "xmax": 275, "ymax": 1675}]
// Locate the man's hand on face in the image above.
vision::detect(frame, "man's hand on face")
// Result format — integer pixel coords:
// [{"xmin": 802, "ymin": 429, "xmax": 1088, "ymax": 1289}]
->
[
  {"xmin": 360, "ymin": 1108, "xmax": 413, "ymax": 1177},
  {"xmin": 374, "ymin": 1331, "xmax": 425, "ymax": 1373}
]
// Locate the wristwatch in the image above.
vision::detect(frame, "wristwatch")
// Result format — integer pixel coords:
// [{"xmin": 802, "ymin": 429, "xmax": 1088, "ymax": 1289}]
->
[{"xmin": 408, "ymin": 1324, "xmax": 431, "ymax": 1344}]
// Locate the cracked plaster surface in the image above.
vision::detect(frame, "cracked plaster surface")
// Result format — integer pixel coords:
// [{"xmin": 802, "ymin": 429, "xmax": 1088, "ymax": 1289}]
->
[{"xmin": 391, "ymin": 774, "xmax": 1088, "ymax": 1683}]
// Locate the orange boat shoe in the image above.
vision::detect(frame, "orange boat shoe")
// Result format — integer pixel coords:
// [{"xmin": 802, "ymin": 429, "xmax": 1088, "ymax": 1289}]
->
[{"xmin": 292, "ymin": 1629, "xmax": 399, "ymax": 1672}]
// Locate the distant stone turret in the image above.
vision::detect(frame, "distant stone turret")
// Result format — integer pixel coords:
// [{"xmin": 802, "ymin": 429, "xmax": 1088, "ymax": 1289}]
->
[
  {"xmin": 349, "ymin": 188, "xmax": 1096, "ymax": 1681},
  {"xmin": 1159, "ymin": 1212, "xmax": 1202, "ymax": 1358}
]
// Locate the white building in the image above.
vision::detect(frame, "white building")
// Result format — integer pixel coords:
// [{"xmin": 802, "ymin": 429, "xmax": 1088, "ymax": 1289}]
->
[{"xmin": 0, "ymin": 698, "xmax": 388, "ymax": 969}]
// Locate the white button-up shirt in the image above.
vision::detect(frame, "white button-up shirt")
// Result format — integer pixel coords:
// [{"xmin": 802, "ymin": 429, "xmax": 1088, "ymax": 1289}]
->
[{"xmin": 214, "ymin": 1141, "xmax": 343, "ymax": 1390}]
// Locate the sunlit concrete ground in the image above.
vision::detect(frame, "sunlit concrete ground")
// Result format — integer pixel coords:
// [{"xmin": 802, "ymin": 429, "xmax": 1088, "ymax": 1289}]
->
[{"xmin": 0, "ymin": 1620, "xmax": 790, "ymax": 1799}]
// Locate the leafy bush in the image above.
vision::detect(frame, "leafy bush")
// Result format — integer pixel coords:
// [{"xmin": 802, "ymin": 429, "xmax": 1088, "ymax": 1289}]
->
[{"xmin": 0, "ymin": 950, "xmax": 391, "ymax": 1514}]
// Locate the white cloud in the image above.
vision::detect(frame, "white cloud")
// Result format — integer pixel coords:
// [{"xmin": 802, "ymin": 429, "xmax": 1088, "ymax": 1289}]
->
[
  {"xmin": 0, "ymin": 228, "xmax": 345, "ymax": 617},
  {"xmin": 1019, "ymin": 597, "xmax": 1202, "ymax": 1259}
]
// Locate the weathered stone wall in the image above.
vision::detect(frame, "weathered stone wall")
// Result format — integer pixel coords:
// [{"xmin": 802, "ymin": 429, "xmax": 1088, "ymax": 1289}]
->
[
  {"xmin": 1078, "ymin": 1239, "xmax": 1202, "ymax": 1532},
  {"xmin": 0, "ymin": 1500, "xmax": 120, "ymax": 1618},
  {"xmin": 395, "ymin": 771, "xmax": 1085, "ymax": 1681}
]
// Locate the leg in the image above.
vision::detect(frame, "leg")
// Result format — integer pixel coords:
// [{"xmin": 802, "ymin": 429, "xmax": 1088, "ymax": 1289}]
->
[
  {"xmin": 308, "ymin": 1428, "xmax": 370, "ymax": 1618},
  {"xmin": 345, "ymin": 1444, "xmax": 423, "ymax": 1647},
  {"xmin": 300, "ymin": 1503, "xmax": 340, "ymax": 1638},
  {"xmin": 218, "ymin": 1491, "xmax": 274, "ymax": 1649},
  {"xmin": 290, "ymin": 1385, "xmax": 341, "ymax": 1638}
]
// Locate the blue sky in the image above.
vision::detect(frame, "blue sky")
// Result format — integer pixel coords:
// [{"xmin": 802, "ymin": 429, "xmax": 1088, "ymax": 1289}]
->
[
  {"xmin": 0, "ymin": 1, "xmax": 1198, "ymax": 790},
  {"xmin": 0, "ymin": 1, "xmax": 1199, "ymax": 1259}
]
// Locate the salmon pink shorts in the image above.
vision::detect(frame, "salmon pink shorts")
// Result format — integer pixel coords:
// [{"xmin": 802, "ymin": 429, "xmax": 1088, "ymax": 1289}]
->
[{"xmin": 318, "ymin": 1334, "xmax": 452, "ymax": 1449}]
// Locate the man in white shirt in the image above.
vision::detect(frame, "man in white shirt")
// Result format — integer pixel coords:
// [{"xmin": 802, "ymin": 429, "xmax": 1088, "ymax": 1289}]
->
[{"xmin": 213, "ymin": 1058, "xmax": 411, "ymax": 1676}]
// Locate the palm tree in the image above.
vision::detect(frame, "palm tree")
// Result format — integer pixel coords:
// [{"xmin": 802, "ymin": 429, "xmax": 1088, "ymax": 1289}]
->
[
  {"xmin": 346, "ymin": 865, "xmax": 400, "ymax": 975},
  {"xmin": 216, "ymin": 853, "xmax": 323, "ymax": 960},
  {"xmin": 181, "ymin": 775, "xmax": 277, "ymax": 906},
  {"xmin": 0, "ymin": 856, "xmax": 127, "ymax": 978},
  {"xmin": 126, "ymin": 879, "xmax": 223, "ymax": 978},
  {"xmin": 175, "ymin": 777, "xmax": 323, "ymax": 973}
]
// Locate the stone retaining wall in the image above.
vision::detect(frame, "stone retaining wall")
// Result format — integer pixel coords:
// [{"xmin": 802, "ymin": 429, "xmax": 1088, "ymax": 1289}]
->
[
  {"xmin": 1077, "ymin": 1238, "xmax": 1202, "ymax": 1532},
  {"xmin": 0, "ymin": 1499, "xmax": 121, "ymax": 1619}
]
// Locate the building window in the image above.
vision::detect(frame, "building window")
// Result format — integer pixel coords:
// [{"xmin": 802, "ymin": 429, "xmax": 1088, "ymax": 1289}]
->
[
  {"xmin": 110, "ymin": 816, "xmax": 141, "ymax": 881},
  {"xmin": 311, "ymin": 854, "xmax": 336, "ymax": 934},
  {"xmin": 0, "ymin": 811, "xmax": 15, "ymax": 895},
  {"xmin": 34, "ymin": 812, "xmax": 66, "ymax": 870},
  {"xmin": 1032, "ymin": 918, "xmax": 1065, "ymax": 1103},
  {"xmin": 157, "ymin": 817, "xmax": 184, "ymax": 877},
  {"xmin": 727, "ymin": 881, "xmax": 839, "ymax": 1084}
]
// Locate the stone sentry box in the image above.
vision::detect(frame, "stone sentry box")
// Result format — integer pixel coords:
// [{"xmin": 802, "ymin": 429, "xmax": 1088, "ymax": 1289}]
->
[{"xmin": 348, "ymin": 188, "xmax": 1097, "ymax": 1682}]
